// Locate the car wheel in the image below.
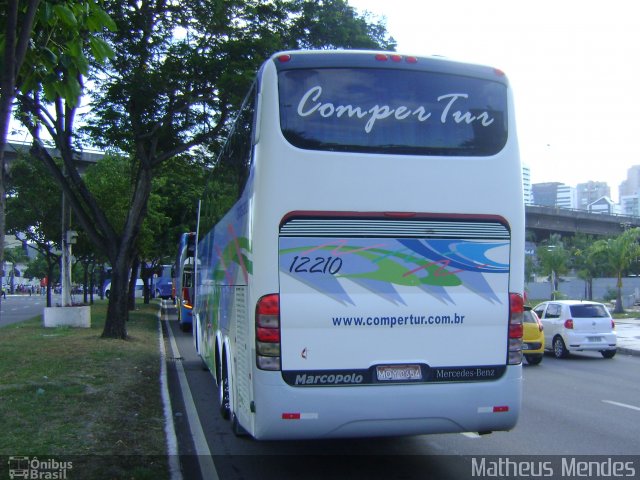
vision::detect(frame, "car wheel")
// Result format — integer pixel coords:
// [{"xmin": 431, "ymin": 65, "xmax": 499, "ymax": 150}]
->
[
  {"xmin": 601, "ymin": 349, "xmax": 616, "ymax": 359},
  {"xmin": 525, "ymin": 354, "xmax": 543, "ymax": 365},
  {"xmin": 219, "ymin": 362, "xmax": 231, "ymax": 420},
  {"xmin": 553, "ymin": 336, "xmax": 569, "ymax": 359}
]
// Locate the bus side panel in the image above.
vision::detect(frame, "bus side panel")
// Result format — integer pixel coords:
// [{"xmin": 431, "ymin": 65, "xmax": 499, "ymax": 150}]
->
[{"xmin": 196, "ymin": 182, "xmax": 255, "ymax": 431}]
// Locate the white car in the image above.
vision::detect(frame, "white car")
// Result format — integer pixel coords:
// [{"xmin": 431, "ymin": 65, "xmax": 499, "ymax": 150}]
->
[{"xmin": 532, "ymin": 300, "xmax": 617, "ymax": 359}]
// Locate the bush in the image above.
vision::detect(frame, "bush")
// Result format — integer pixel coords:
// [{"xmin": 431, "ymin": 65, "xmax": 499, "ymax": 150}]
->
[{"xmin": 603, "ymin": 287, "xmax": 617, "ymax": 302}]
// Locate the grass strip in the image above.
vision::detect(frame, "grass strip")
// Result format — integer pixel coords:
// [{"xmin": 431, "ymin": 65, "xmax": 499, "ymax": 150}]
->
[{"xmin": 0, "ymin": 300, "xmax": 169, "ymax": 479}]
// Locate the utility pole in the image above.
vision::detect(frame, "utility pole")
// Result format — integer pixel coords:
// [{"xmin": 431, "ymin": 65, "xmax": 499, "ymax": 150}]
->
[{"xmin": 61, "ymin": 189, "xmax": 72, "ymax": 306}]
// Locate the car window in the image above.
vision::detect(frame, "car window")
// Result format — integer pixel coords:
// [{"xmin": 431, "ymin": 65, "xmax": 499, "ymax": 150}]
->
[
  {"xmin": 523, "ymin": 310, "xmax": 538, "ymax": 323},
  {"xmin": 545, "ymin": 304, "xmax": 562, "ymax": 319},
  {"xmin": 569, "ymin": 304, "xmax": 609, "ymax": 318},
  {"xmin": 533, "ymin": 306, "xmax": 545, "ymax": 318}
]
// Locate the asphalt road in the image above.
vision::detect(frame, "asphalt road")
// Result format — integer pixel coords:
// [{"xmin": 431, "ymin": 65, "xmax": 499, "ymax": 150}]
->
[
  {"xmin": 0, "ymin": 294, "xmax": 48, "ymax": 327},
  {"xmin": 162, "ymin": 302, "xmax": 640, "ymax": 480}
]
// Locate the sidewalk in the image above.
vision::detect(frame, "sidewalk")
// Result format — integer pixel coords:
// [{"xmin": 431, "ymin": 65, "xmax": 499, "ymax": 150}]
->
[{"xmin": 613, "ymin": 317, "xmax": 640, "ymax": 356}]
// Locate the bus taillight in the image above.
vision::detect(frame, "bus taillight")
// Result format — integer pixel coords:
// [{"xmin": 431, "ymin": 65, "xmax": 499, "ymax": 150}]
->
[
  {"xmin": 508, "ymin": 293, "xmax": 524, "ymax": 365},
  {"xmin": 182, "ymin": 287, "xmax": 192, "ymax": 309},
  {"xmin": 256, "ymin": 294, "xmax": 281, "ymax": 370}
]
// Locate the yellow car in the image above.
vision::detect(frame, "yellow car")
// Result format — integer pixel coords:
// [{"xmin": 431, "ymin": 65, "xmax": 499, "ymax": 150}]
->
[{"xmin": 523, "ymin": 306, "xmax": 544, "ymax": 365}]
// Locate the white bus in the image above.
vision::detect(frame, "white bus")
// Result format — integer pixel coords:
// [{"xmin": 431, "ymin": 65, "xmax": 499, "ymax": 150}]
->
[{"xmin": 194, "ymin": 50, "xmax": 525, "ymax": 440}]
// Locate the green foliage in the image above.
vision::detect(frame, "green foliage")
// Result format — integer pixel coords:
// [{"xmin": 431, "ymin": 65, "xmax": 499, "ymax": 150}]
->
[
  {"xmin": 7, "ymin": 0, "xmax": 116, "ymax": 106},
  {"xmin": 603, "ymin": 287, "xmax": 617, "ymax": 302},
  {"xmin": 6, "ymin": 156, "xmax": 62, "ymax": 247},
  {"xmin": 24, "ymin": 252, "xmax": 60, "ymax": 281},
  {"xmin": 589, "ymin": 228, "xmax": 640, "ymax": 312},
  {"xmin": 83, "ymin": 152, "xmax": 172, "ymax": 260},
  {"xmin": 82, "ymin": 153, "xmax": 133, "ymax": 235},
  {"xmin": 6, "ymin": 0, "xmax": 394, "ymax": 338},
  {"xmin": 3, "ymin": 245, "xmax": 28, "ymax": 264},
  {"xmin": 536, "ymin": 234, "xmax": 570, "ymax": 277}
]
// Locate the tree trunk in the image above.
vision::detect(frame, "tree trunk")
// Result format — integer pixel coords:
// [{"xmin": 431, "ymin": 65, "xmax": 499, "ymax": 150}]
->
[
  {"xmin": 46, "ymin": 260, "xmax": 55, "ymax": 308},
  {"xmin": 102, "ymin": 261, "xmax": 131, "ymax": 339},
  {"xmin": 128, "ymin": 256, "xmax": 140, "ymax": 312},
  {"xmin": 83, "ymin": 260, "xmax": 89, "ymax": 304},
  {"xmin": 141, "ymin": 261, "xmax": 153, "ymax": 304},
  {"xmin": 615, "ymin": 272, "xmax": 624, "ymax": 313},
  {"xmin": 89, "ymin": 259, "xmax": 95, "ymax": 305}
]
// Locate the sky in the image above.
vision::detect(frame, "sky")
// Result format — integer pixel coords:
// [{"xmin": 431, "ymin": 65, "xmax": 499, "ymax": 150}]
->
[{"xmin": 348, "ymin": 0, "xmax": 640, "ymax": 201}]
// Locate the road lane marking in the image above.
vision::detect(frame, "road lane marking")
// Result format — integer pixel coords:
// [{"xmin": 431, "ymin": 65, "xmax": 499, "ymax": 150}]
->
[
  {"xmin": 602, "ymin": 400, "xmax": 640, "ymax": 412},
  {"xmin": 461, "ymin": 432, "xmax": 481, "ymax": 439},
  {"xmin": 163, "ymin": 303, "xmax": 219, "ymax": 480}
]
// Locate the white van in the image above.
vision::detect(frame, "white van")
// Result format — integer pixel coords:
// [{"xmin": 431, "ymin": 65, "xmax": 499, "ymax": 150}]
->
[{"xmin": 103, "ymin": 279, "xmax": 144, "ymax": 298}]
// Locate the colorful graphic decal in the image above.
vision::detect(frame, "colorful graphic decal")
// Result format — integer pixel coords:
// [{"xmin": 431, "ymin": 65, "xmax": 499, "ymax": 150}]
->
[
  {"xmin": 197, "ymin": 222, "xmax": 252, "ymax": 333},
  {"xmin": 279, "ymin": 238, "xmax": 509, "ymax": 306}
]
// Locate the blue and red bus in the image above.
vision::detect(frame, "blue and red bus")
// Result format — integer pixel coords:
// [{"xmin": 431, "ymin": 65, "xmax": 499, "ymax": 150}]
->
[{"xmin": 174, "ymin": 232, "xmax": 196, "ymax": 332}]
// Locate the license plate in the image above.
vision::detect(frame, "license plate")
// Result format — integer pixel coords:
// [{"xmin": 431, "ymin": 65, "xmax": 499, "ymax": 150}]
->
[
  {"xmin": 588, "ymin": 336, "xmax": 603, "ymax": 342},
  {"xmin": 376, "ymin": 364, "xmax": 422, "ymax": 382}
]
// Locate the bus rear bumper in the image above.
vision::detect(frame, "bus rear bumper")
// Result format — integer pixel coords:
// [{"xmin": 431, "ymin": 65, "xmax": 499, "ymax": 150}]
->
[{"xmin": 249, "ymin": 365, "xmax": 522, "ymax": 440}]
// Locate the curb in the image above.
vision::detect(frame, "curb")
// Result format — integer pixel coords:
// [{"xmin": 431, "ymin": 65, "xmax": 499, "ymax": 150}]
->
[
  {"xmin": 158, "ymin": 304, "xmax": 183, "ymax": 480},
  {"xmin": 616, "ymin": 346, "xmax": 640, "ymax": 357}
]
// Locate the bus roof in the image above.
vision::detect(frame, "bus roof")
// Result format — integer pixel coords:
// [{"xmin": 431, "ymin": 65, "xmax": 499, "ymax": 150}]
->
[{"xmin": 270, "ymin": 50, "xmax": 509, "ymax": 85}]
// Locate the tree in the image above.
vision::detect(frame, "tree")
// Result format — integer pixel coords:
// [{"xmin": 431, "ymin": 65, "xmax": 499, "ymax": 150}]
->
[
  {"xmin": 0, "ymin": 0, "xmax": 115, "ymax": 293},
  {"xmin": 591, "ymin": 228, "xmax": 640, "ymax": 313},
  {"xmin": 569, "ymin": 234, "xmax": 603, "ymax": 300},
  {"xmin": 72, "ymin": 0, "xmax": 393, "ymax": 339},
  {"xmin": 83, "ymin": 152, "xmax": 172, "ymax": 306},
  {"xmin": 536, "ymin": 234, "xmax": 570, "ymax": 300},
  {"xmin": 5, "ymin": 156, "xmax": 63, "ymax": 305},
  {"xmin": 3, "ymin": 244, "xmax": 29, "ymax": 293}
]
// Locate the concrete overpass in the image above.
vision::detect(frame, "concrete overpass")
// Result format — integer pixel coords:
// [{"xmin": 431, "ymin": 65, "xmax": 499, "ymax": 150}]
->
[
  {"xmin": 2, "ymin": 139, "xmax": 103, "ymax": 174},
  {"xmin": 3, "ymin": 139, "xmax": 639, "ymax": 240},
  {"xmin": 526, "ymin": 205, "xmax": 640, "ymax": 240}
]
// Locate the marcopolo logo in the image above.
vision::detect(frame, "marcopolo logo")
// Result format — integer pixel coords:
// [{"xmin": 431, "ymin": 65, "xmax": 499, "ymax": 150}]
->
[
  {"xmin": 7, "ymin": 456, "xmax": 73, "ymax": 479},
  {"xmin": 294, "ymin": 372, "xmax": 365, "ymax": 385}
]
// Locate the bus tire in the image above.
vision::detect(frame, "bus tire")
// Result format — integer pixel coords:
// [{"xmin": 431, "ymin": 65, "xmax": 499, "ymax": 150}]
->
[
  {"xmin": 219, "ymin": 362, "xmax": 231, "ymax": 420},
  {"xmin": 232, "ymin": 413, "xmax": 249, "ymax": 437}
]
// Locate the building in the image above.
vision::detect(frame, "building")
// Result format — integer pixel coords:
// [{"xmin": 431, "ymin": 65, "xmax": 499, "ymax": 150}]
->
[
  {"xmin": 620, "ymin": 194, "xmax": 640, "ymax": 217},
  {"xmin": 619, "ymin": 165, "xmax": 640, "ymax": 199},
  {"xmin": 576, "ymin": 181, "xmax": 610, "ymax": 210},
  {"xmin": 532, "ymin": 182, "xmax": 576, "ymax": 209},
  {"xmin": 556, "ymin": 184, "xmax": 576, "ymax": 209},
  {"xmin": 522, "ymin": 164, "xmax": 533, "ymax": 205},
  {"xmin": 588, "ymin": 196, "xmax": 618, "ymax": 215}
]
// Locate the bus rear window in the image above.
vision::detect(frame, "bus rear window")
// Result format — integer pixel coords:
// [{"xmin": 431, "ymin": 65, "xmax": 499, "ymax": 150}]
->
[{"xmin": 278, "ymin": 68, "xmax": 507, "ymax": 156}]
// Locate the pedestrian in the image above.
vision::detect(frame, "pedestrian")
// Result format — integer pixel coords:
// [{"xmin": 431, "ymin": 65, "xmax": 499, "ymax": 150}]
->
[{"xmin": 1, "ymin": 287, "xmax": 6, "ymax": 299}]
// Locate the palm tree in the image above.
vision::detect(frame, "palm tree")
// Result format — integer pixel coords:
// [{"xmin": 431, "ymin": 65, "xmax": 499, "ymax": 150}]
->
[
  {"xmin": 591, "ymin": 228, "xmax": 640, "ymax": 313},
  {"xmin": 536, "ymin": 234, "xmax": 570, "ymax": 300},
  {"xmin": 571, "ymin": 234, "xmax": 605, "ymax": 300}
]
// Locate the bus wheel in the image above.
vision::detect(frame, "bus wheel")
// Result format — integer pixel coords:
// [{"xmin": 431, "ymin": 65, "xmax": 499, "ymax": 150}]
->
[
  {"xmin": 219, "ymin": 363, "xmax": 231, "ymax": 420},
  {"xmin": 232, "ymin": 413, "xmax": 249, "ymax": 437}
]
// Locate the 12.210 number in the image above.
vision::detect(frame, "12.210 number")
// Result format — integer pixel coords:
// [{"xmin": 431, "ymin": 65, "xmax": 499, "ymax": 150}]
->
[{"xmin": 289, "ymin": 256, "xmax": 343, "ymax": 274}]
